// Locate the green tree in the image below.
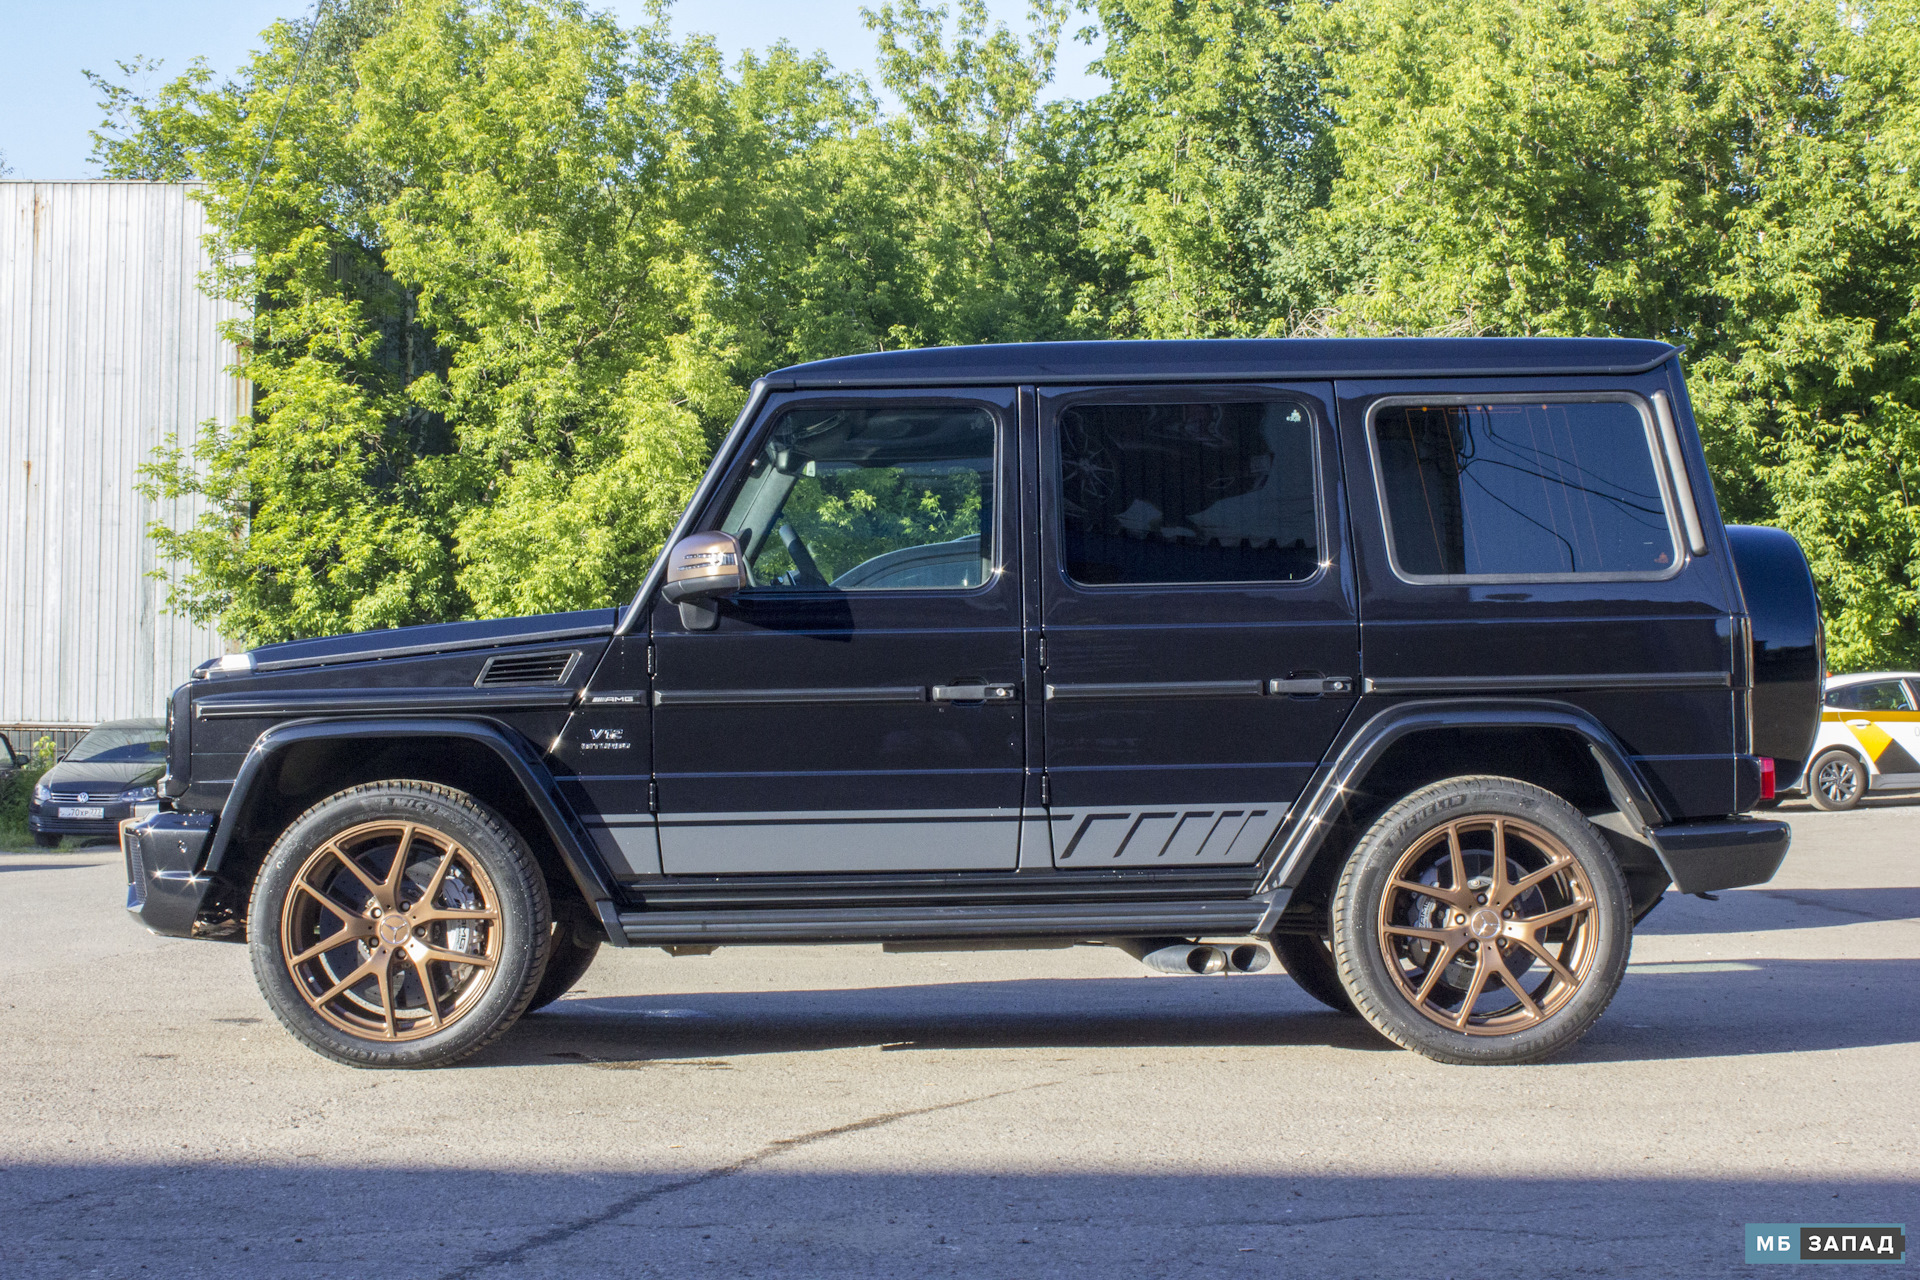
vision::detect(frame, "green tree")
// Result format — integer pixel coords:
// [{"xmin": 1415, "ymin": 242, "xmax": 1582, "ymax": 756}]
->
[
  {"xmin": 861, "ymin": 0, "xmax": 1099, "ymax": 344},
  {"xmin": 99, "ymin": 0, "xmax": 1102, "ymax": 643},
  {"xmin": 1303, "ymin": 0, "xmax": 1920, "ymax": 669},
  {"xmin": 1074, "ymin": 0, "xmax": 1331, "ymax": 337}
]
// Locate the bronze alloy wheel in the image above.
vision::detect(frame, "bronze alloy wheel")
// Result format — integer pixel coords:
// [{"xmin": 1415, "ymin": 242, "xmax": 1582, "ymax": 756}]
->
[
  {"xmin": 279, "ymin": 820, "xmax": 503, "ymax": 1041},
  {"xmin": 1374, "ymin": 815, "xmax": 1598, "ymax": 1036}
]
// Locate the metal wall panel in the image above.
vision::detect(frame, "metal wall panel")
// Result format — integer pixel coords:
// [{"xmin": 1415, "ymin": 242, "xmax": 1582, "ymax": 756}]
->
[{"xmin": 0, "ymin": 181, "xmax": 240, "ymax": 726}]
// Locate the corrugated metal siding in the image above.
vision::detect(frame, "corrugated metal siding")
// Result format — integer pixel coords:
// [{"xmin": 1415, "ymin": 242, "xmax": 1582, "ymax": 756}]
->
[{"xmin": 0, "ymin": 182, "xmax": 239, "ymax": 724}]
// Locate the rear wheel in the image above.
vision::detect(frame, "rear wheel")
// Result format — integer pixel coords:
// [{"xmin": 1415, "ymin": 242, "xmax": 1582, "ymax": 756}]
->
[
  {"xmin": 1807, "ymin": 749, "xmax": 1864, "ymax": 811},
  {"xmin": 1331, "ymin": 776, "xmax": 1631, "ymax": 1065},
  {"xmin": 249, "ymin": 781, "xmax": 550, "ymax": 1068},
  {"xmin": 1269, "ymin": 931, "xmax": 1356, "ymax": 1014}
]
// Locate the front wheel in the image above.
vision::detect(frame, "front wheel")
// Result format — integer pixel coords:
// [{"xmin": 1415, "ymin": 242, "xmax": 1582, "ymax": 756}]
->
[
  {"xmin": 249, "ymin": 781, "xmax": 551, "ymax": 1068},
  {"xmin": 1331, "ymin": 776, "xmax": 1631, "ymax": 1065},
  {"xmin": 1807, "ymin": 749, "xmax": 1864, "ymax": 812},
  {"xmin": 33, "ymin": 832, "xmax": 60, "ymax": 848}
]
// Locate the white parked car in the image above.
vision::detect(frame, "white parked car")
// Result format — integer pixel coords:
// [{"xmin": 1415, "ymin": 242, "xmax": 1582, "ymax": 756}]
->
[{"xmin": 1797, "ymin": 672, "xmax": 1920, "ymax": 810}]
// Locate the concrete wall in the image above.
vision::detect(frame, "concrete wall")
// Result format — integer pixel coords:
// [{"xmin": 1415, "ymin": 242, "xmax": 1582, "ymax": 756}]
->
[{"xmin": 0, "ymin": 181, "xmax": 240, "ymax": 729}]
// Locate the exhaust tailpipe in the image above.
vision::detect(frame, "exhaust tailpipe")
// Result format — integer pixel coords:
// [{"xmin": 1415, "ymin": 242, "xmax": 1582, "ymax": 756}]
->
[
  {"xmin": 1225, "ymin": 943, "xmax": 1271, "ymax": 974},
  {"xmin": 1145, "ymin": 943, "xmax": 1226, "ymax": 975},
  {"xmin": 1118, "ymin": 939, "xmax": 1227, "ymax": 975}
]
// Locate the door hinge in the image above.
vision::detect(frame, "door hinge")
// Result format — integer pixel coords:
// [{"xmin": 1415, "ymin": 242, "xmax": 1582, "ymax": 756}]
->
[
  {"xmin": 1037, "ymin": 636, "xmax": 1048, "ymax": 669},
  {"xmin": 1039, "ymin": 774, "xmax": 1051, "ymax": 806},
  {"xmin": 648, "ymin": 780, "xmax": 659, "ymax": 814},
  {"xmin": 646, "ymin": 643, "xmax": 656, "ymax": 676}
]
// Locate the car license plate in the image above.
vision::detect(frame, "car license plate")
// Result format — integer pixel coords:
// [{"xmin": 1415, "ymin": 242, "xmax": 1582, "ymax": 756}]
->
[{"xmin": 58, "ymin": 806, "xmax": 105, "ymax": 819}]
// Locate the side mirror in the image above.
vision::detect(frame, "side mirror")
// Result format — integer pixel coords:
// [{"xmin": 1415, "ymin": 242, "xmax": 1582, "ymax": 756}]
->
[{"xmin": 661, "ymin": 531, "xmax": 745, "ymax": 631}]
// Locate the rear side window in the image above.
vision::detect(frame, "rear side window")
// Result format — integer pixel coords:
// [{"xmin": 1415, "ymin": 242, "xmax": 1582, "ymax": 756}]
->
[
  {"xmin": 1058, "ymin": 399, "xmax": 1319, "ymax": 586},
  {"xmin": 1372, "ymin": 400, "xmax": 1676, "ymax": 581},
  {"xmin": 1825, "ymin": 682, "xmax": 1914, "ymax": 711}
]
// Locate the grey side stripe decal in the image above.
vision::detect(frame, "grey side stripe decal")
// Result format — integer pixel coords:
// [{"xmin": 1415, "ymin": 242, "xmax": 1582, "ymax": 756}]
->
[{"xmin": 1053, "ymin": 805, "xmax": 1287, "ymax": 867}]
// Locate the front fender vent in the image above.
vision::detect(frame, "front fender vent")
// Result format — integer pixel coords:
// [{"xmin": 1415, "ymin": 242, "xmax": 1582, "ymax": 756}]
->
[{"xmin": 476, "ymin": 650, "xmax": 580, "ymax": 687}]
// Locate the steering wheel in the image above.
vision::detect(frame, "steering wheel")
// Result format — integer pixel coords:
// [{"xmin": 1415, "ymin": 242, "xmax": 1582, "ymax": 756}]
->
[{"xmin": 779, "ymin": 523, "xmax": 830, "ymax": 588}]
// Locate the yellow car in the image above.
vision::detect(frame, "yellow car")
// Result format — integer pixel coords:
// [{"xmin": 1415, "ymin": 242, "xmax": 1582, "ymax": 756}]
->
[{"xmin": 1799, "ymin": 673, "xmax": 1920, "ymax": 810}]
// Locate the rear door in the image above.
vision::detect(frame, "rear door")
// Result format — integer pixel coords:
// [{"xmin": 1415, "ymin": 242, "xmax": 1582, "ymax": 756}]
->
[{"xmin": 1034, "ymin": 383, "xmax": 1360, "ymax": 868}]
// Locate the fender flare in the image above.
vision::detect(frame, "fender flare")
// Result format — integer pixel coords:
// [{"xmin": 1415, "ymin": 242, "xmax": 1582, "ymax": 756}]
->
[
  {"xmin": 201, "ymin": 717, "xmax": 621, "ymax": 922},
  {"xmin": 1257, "ymin": 698, "xmax": 1667, "ymax": 897}
]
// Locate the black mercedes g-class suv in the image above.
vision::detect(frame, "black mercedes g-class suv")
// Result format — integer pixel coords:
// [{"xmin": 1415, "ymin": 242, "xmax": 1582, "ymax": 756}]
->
[{"xmin": 123, "ymin": 338, "xmax": 1823, "ymax": 1069}]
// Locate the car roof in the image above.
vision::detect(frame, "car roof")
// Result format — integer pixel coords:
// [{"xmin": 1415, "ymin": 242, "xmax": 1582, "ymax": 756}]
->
[
  {"xmin": 1825, "ymin": 672, "xmax": 1919, "ymax": 686},
  {"xmin": 768, "ymin": 337, "xmax": 1682, "ymax": 389},
  {"xmin": 86, "ymin": 718, "xmax": 166, "ymax": 731}
]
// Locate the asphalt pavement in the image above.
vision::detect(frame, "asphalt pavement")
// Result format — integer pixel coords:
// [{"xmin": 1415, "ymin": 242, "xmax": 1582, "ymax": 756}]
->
[{"xmin": 1, "ymin": 801, "xmax": 1914, "ymax": 1278}]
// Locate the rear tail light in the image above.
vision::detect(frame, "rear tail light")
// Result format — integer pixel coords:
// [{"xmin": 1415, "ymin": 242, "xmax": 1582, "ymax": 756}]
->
[{"xmin": 1760, "ymin": 757, "xmax": 1776, "ymax": 801}]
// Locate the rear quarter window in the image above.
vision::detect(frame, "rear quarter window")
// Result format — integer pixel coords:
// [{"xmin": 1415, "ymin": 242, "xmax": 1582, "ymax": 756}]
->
[{"xmin": 1370, "ymin": 398, "xmax": 1678, "ymax": 582}]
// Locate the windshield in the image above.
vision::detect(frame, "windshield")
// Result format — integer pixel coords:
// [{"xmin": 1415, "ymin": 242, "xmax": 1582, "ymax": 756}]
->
[{"xmin": 67, "ymin": 724, "xmax": 167, "ymax": 765}]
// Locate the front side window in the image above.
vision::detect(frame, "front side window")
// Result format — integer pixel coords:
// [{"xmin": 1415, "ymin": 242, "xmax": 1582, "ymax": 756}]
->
[
  {"xmin": 1058, "ymin": 399, "xmax": 1319, "ymax": 586},
  {"xmin": 718, "ymin": 405, "xmax": 995, "ymax": 591},
  {"xmin": 1826, "ymin": 681, "xmax": 1914, "ymax": 712},
  {"xmin": 1372, "ymin": 400, "xmax": 1676, "ymax": 581}
]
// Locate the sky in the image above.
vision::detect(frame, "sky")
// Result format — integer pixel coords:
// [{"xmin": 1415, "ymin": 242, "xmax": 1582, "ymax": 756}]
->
[{"xmin": 0, "ymin": 0, "xmax": 1107, "ymax": 181}]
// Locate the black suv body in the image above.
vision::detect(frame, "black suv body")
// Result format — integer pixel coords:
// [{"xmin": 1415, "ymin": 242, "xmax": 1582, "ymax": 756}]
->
[{"xmin": 123, "ymin": 338, "xmax": 1823, "ymax": 1067}]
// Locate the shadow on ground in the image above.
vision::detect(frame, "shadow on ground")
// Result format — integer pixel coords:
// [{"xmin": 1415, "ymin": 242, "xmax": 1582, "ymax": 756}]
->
[
  {"xmin": 7, "ymin": 1163, "xmax": 1911, "ymax": 1279},
  {"xmin": 457, "ymin": 950, "xmax": 1920, "ymax": 1069},
  {"xmin": 1639, "ymin": 885, "xmax": 1920, "ymax": 935}
]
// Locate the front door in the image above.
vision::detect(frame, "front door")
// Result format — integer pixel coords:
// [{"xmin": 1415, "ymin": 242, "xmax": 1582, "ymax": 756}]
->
[
  {"xmin": 650, "ymin": 388, "xmax": 1027, "ymax": 874},
  {"xmin": 1035, "ymin": 384, "xmax": 1360, "ymax": 868}
]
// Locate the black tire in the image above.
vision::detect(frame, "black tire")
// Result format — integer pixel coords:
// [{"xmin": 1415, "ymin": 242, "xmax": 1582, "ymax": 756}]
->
[
  {"xmin": 526, "ymin": 919, "xmax": 601, "ymax": 1013},
  {"xmin": 248, "ymin": 781, "xmax": 551, "ymax": 1069},
  {"xmin": 33, "ymin": 832, "xmax": 60, "ymax": 848},
  {"xmin": 1807, "ymin": 749, "xmax": 1865, "ymax": 812},
  {"xmin": 1331, "ymin": 775, "xmax": 1631, "ymax": 1066},
  {"xmin": 1269, "ymin": 930, "xmax": 1357, "ymax": 1014}
]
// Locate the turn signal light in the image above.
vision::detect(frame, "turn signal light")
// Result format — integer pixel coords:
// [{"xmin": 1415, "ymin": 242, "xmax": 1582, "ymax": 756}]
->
[{"xmin": 1760, "ymin": 757, "xmax": 1776, "ymax": 801}]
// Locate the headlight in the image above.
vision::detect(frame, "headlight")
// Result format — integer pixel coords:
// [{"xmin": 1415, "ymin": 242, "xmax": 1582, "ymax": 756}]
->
[
  {"xmin": 119, "ymin": 786, "xmax": 158, "ymax": 802},
  {"xmin": 33, "ymin": 783, "xmax": 49, "ymax": 803}
]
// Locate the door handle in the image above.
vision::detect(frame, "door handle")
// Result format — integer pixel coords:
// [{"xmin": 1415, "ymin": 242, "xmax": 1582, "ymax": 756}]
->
[
  {"xmin": 1267, "ymin": 676, "xmax": 1356, "ymax": 696},
  {"xmin": 1847, "ymin": 719, "xmax": 1872, "ymax": 728},
  {"xmin": 931, "ymin": 683, "xmax": 1016, "ymax": 702}
]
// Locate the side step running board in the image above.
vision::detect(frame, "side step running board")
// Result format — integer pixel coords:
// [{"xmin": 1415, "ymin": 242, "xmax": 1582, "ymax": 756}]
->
[{"xmin": 609, "ymin": 899, "xmax": 1269, "ymax": 947}]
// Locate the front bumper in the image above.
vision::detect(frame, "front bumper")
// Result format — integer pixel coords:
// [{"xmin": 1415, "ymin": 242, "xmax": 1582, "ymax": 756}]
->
[
  {"xmin": 1648, "ymin": 818, "xmax": 1791, "ymax": 894},
  {"xmin": 122, "ymin": 810, "xmax": 221, "ymax": 938}
]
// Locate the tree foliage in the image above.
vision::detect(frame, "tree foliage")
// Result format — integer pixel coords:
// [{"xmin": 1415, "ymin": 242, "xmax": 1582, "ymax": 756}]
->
[
  {"xmin": 1300, "ymin": 0, "xmax": 1920, "ymax": 669},
  {"xmin": 95, "ymin": 0, "xmax": 1920, "ymax": 669}
]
